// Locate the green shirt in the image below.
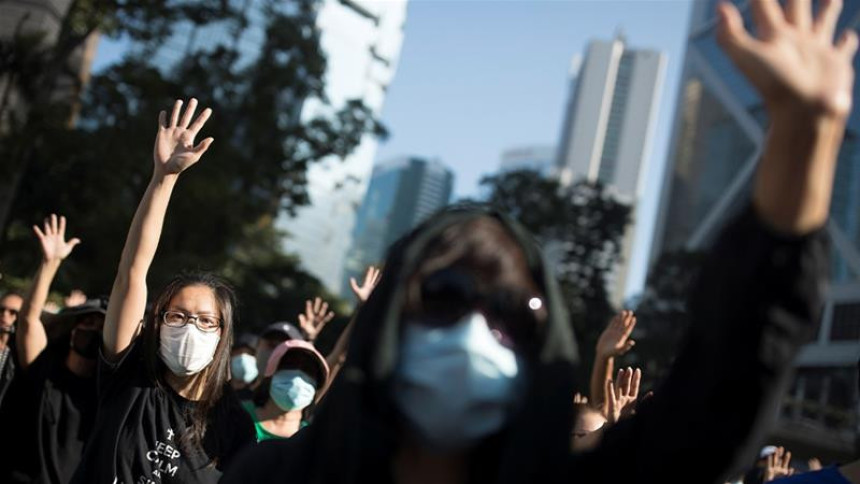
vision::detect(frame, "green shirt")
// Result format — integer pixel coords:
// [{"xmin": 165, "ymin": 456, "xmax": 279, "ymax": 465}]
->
[{"xmin": 240, "ymin": 400, "xmax": 308, "ymax": 442}]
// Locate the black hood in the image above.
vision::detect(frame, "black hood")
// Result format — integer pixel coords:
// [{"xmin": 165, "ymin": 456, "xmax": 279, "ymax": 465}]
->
[
  {"xmin": 224, "ymin": 206, "xmax": 582, "ymax": 484},
  {"xmin": 315, "ymin": 206, "xmax": 580, "ymax": 483}
]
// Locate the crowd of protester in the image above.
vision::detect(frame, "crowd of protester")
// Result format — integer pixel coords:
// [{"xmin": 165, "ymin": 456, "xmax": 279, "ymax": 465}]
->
[{"xmin": 0, "ymin": 1, "xmax": 858, "ymax": 482}]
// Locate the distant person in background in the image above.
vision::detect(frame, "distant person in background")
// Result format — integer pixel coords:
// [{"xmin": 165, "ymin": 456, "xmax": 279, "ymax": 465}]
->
[
  {"xmin": 0, "ymin": 214, "xmax": 104, "ymax": 484},
  {"xmin": 231, "ymin": 333, "xmax": 259, "ymax": 400},
  {"xmin": 242, "ymin": 340, "xmax": 330, "ymax": 441},
  {"xmin": 254, "ymin": 322, "xmax": 306, "ymax": 385},
  {"xmin": 0, "ymin": 291, "xmax": 23, "ymax": 405}
]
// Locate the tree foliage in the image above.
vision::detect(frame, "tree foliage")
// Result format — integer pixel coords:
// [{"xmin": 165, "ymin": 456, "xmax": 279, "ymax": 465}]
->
[
  {"xmin": 479, "ymin": 169, "xmax": 631, "ymax": 373},
  {"xmin": 630, "ymin": 250, "xmax": 705, "ymax": 382},
  {"xmin": 0, "ymin": 0, "xmax": 382, "ymax": 331}
]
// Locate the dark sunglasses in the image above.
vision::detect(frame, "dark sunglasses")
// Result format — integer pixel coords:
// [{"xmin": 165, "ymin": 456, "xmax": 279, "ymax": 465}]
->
[{"xmin": 418, "ymin": 268, "xmax": 545, "ymax": 349}]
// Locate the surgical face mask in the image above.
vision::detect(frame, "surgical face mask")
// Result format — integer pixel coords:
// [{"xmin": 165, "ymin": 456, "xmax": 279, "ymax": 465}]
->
[
  {"xmin": 392, "ymin": 312, "xmax": 524, "ymax": 451},
  {"xmin": 71, "ymin": 327, "xmax": 101, "ymax": 359},
  {"xmin": 270, "ymin": 369, "xmax": 317, "ymax": 412},
  {"xmin": 231, "ymin": 354, "xmax": 258, "ymax": 383},
  {"xmin": 159, "ymin": 324, "xmax": 221, "ymax": 376}
]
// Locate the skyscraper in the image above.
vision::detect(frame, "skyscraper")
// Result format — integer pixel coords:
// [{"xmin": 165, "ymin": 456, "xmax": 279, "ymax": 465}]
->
[
  {"xmin": 556, "ymin": 34, "xmax": 666, "ymax": 306},
  {"xmin": 342, "ymin": 156, "xmax": 454, "ymax": 298},
  {"xmin": 278, "ymin": 0, "xmax": 408, "ymax": 294},
  {"xmin": 652, "ymin": 0, "xmax": 860, "ymax": 458}
]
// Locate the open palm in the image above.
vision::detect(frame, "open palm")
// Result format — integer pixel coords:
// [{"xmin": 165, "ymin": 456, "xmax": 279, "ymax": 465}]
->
[
  {"xmin": 718, "ymin": 0, "xmax": 858, "ymax": 118},
  {"xmin": 154, "ymin": 98, "xmax": 214, "ymax": 175},
  {"xmin": 33, "ymin": 214, "xmax": 80, "ymax": 262}
]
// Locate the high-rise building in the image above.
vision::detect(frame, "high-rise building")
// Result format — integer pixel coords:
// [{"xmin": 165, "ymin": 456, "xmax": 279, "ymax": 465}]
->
[
  {"xmin": 651, "ymin": 0, "xmax": 860, "ymax": 459},
  {"xmin": 278, "ymin": 0, "xmax": 408, "ymax": 294},
  {"xmin": 133, "ymin": 0, "xmax": 408, "ymax": 294},
  {"xmin": 499, "ymin": 145, "xmax": 556, "ymax": 177},
  {"xmin": 556, "ymin": 34, "xmax": 666, "ymax": 306},
  {"xmin": 342, "ymin": 156, "xmax": 453, "ymax": 298}
]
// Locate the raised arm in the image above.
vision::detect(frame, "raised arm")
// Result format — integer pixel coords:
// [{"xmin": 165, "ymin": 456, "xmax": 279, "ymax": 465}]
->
[
  {"xmin": 574, "ymin": 0, "xmax": 857, "ymax": 481},
  {"xmin": 102, "ymin": 98, "xmax": 214, "ymax": 359},
  {"xmin": 325, "ymin": 266, "xmax": 381, "ymax": 382},
  {"xmin": 17, "ymin": 214, "xmax": 80, "ymax": 369},
  {"xmin": 589, "ymin": 310, "xmax": 636, "ymax": 413}
]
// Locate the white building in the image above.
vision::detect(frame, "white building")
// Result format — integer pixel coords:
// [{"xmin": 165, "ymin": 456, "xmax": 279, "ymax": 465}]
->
[
  {"xmin": 556, "ymin": 34, "xmax": 666, "ymax": 306},
  {"xmin": 277, "ymin": 0, "xmax": 408, "ymax": 293}
]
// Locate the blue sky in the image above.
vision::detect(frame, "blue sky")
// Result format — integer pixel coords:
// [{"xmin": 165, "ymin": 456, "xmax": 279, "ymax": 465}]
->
[
  {"xmin": 373, "ymin": 0, "xmax": 694, "ymax": 300},
  {"xmin": 93, "ymin": 0, "xmax": 696, "ymax": 301}
]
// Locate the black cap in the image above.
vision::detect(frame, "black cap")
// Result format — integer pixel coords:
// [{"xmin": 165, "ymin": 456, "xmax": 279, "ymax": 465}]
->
[
  {"xmin": 234, "ymin": 332, "xmax": 259, "ymax": 351},
  {"xmin": 260, "ymin": 322, "xmax": 305, "ymax": 342},
  {"xmin": 42, "ymin": 298, "xmax": 108, "ymax": 339}
]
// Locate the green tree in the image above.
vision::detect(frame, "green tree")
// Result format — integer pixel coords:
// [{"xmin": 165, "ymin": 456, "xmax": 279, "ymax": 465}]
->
[
  {"xmin": 630, "ymin": 250, "xmax": 705, "ymax": 383},
  {"xmin": 479, "ymin": 169, "xmax": 631, "ymax": 375},
  {"xmin": 1, "ymin": 0, "xmax": 383, "ymax": 331}
]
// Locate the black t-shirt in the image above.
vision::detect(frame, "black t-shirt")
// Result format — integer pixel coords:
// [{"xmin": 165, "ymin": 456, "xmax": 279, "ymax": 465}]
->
[
  {"xmin": 0, "ymin": 343, "xmax": 97, "ymax": 484},
  {"xmin": 71, "ymin": 341, "xmax": 255, "ymax": 484}
]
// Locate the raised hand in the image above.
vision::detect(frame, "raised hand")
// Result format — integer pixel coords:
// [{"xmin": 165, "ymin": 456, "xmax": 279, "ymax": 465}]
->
[
  {"xmin": 596, "ymin": 310, "xmax": 637, "ymax": 358},
  {"xmin": 717, "ymin": 0, "xmax": 858, "ymax": 119},
  {"xmin": 298, "ymin": 297, "xmax": 335, "ymax": 342},
  {"xmin": 573, "ymin": 393, "xmax": 589, "ymax": 405},
  {"xmin": 764, "ymin": 447, "xmax": 795, "ymax": 481},
  {"xmin": 604, "ymin": 367, "xmax": 641, "ymax": 424},
  {"xmin": 349, "ymin": 266, "xmax": 382, "ymax": 303},
  {"xmin": 33, "ymin": 214, "xmax": 81, "ymax": 263},
  {"xmin": 153, "ymin": 98, "xmax": 214, "ymax": 176}
]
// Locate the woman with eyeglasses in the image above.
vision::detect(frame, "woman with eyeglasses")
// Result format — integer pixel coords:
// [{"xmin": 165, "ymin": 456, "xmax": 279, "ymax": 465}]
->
[{"xmin": 71, "ymin": 99, "xmax": 255, "ymax": 484}]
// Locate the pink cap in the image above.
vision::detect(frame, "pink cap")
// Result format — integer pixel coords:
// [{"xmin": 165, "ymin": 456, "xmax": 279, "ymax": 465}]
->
[{"xmin": 264, "ymin": 339, "xmax": 330, "ymax": 384}]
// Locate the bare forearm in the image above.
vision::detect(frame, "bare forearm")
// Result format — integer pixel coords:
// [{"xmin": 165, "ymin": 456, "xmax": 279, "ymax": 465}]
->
[
  {"xmin": 590, "ymin": 353, "xmax": 614, "ymax": 412},
  {"xmin": 754, "ymin": 112, "xmax": 847, "ymax": 235},
  {"xmin": 104, "ymin": 174, "xmax": 177, "ymax": 358},
  {"xmin": 17, "ymin": 259, "xmax": 61, "ymax": 368}
]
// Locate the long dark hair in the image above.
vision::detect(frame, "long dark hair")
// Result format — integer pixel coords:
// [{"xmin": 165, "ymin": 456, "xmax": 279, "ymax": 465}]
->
[{"xmin": 141, "ymin": 271, "xmax": 236, "ymax": 455}]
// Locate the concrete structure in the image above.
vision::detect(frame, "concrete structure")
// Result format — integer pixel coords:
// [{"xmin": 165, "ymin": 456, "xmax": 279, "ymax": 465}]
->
[
  {"xmin": 556, "ymin": 34, "xmax": 666, "ymax": 306},
  {"xmin": 137, "ymin": 0, "xmax": 408, "ymax": 294},
  {"xmin": 651, "ymin": 0, "xmax": 860, "ymax": 459},
  {"xmin": 342, "ymin": 156, "xmax": 453, "ymax": 298}
]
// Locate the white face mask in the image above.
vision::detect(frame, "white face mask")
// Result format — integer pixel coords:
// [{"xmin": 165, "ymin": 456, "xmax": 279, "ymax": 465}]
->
[
  {"xmin": 159, "ymin": 324, "xmax": 221, "ymax": 376},
  {"xmin": 392, "ymin": 312, "xmax": 523, "ymax": 451},
  {"xmin": 270, "ymin": 369, "xmax": 317, "ymax": 412},
  {"xmin": 231, "ymin": 354, "xmax": 258, "ymax": 383}
]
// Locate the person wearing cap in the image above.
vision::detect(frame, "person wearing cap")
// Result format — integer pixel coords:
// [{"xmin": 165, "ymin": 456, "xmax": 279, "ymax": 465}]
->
[
  {"xmin": 0, "ymin": 214, "xmax": 103, "ymax": 484},
  {"xmin": 231, "ymin": 333, "xmax": 259, "ymax": 399},
  {"xmin": 253, "ymin": 321, "xmax": 306, "ymax": 388},
  {"xmin": 242, "ymin": 340, "xmax": 330, "ymax": 441}
]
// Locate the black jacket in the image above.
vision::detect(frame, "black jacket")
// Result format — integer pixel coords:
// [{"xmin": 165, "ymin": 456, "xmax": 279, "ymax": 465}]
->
[{"xmin": 222, "ymin": 205, "xmax": 827, "ymax": 484}]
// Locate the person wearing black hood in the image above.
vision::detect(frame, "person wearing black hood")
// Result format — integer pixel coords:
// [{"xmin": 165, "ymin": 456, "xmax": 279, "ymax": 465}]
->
[
  {"xmin": 222, "ymin": 1, "xmax": 856, "ymax": 483},
  {"xmin": 0, "ymin": 214, "xmax": 105, "ymax": 484}
]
